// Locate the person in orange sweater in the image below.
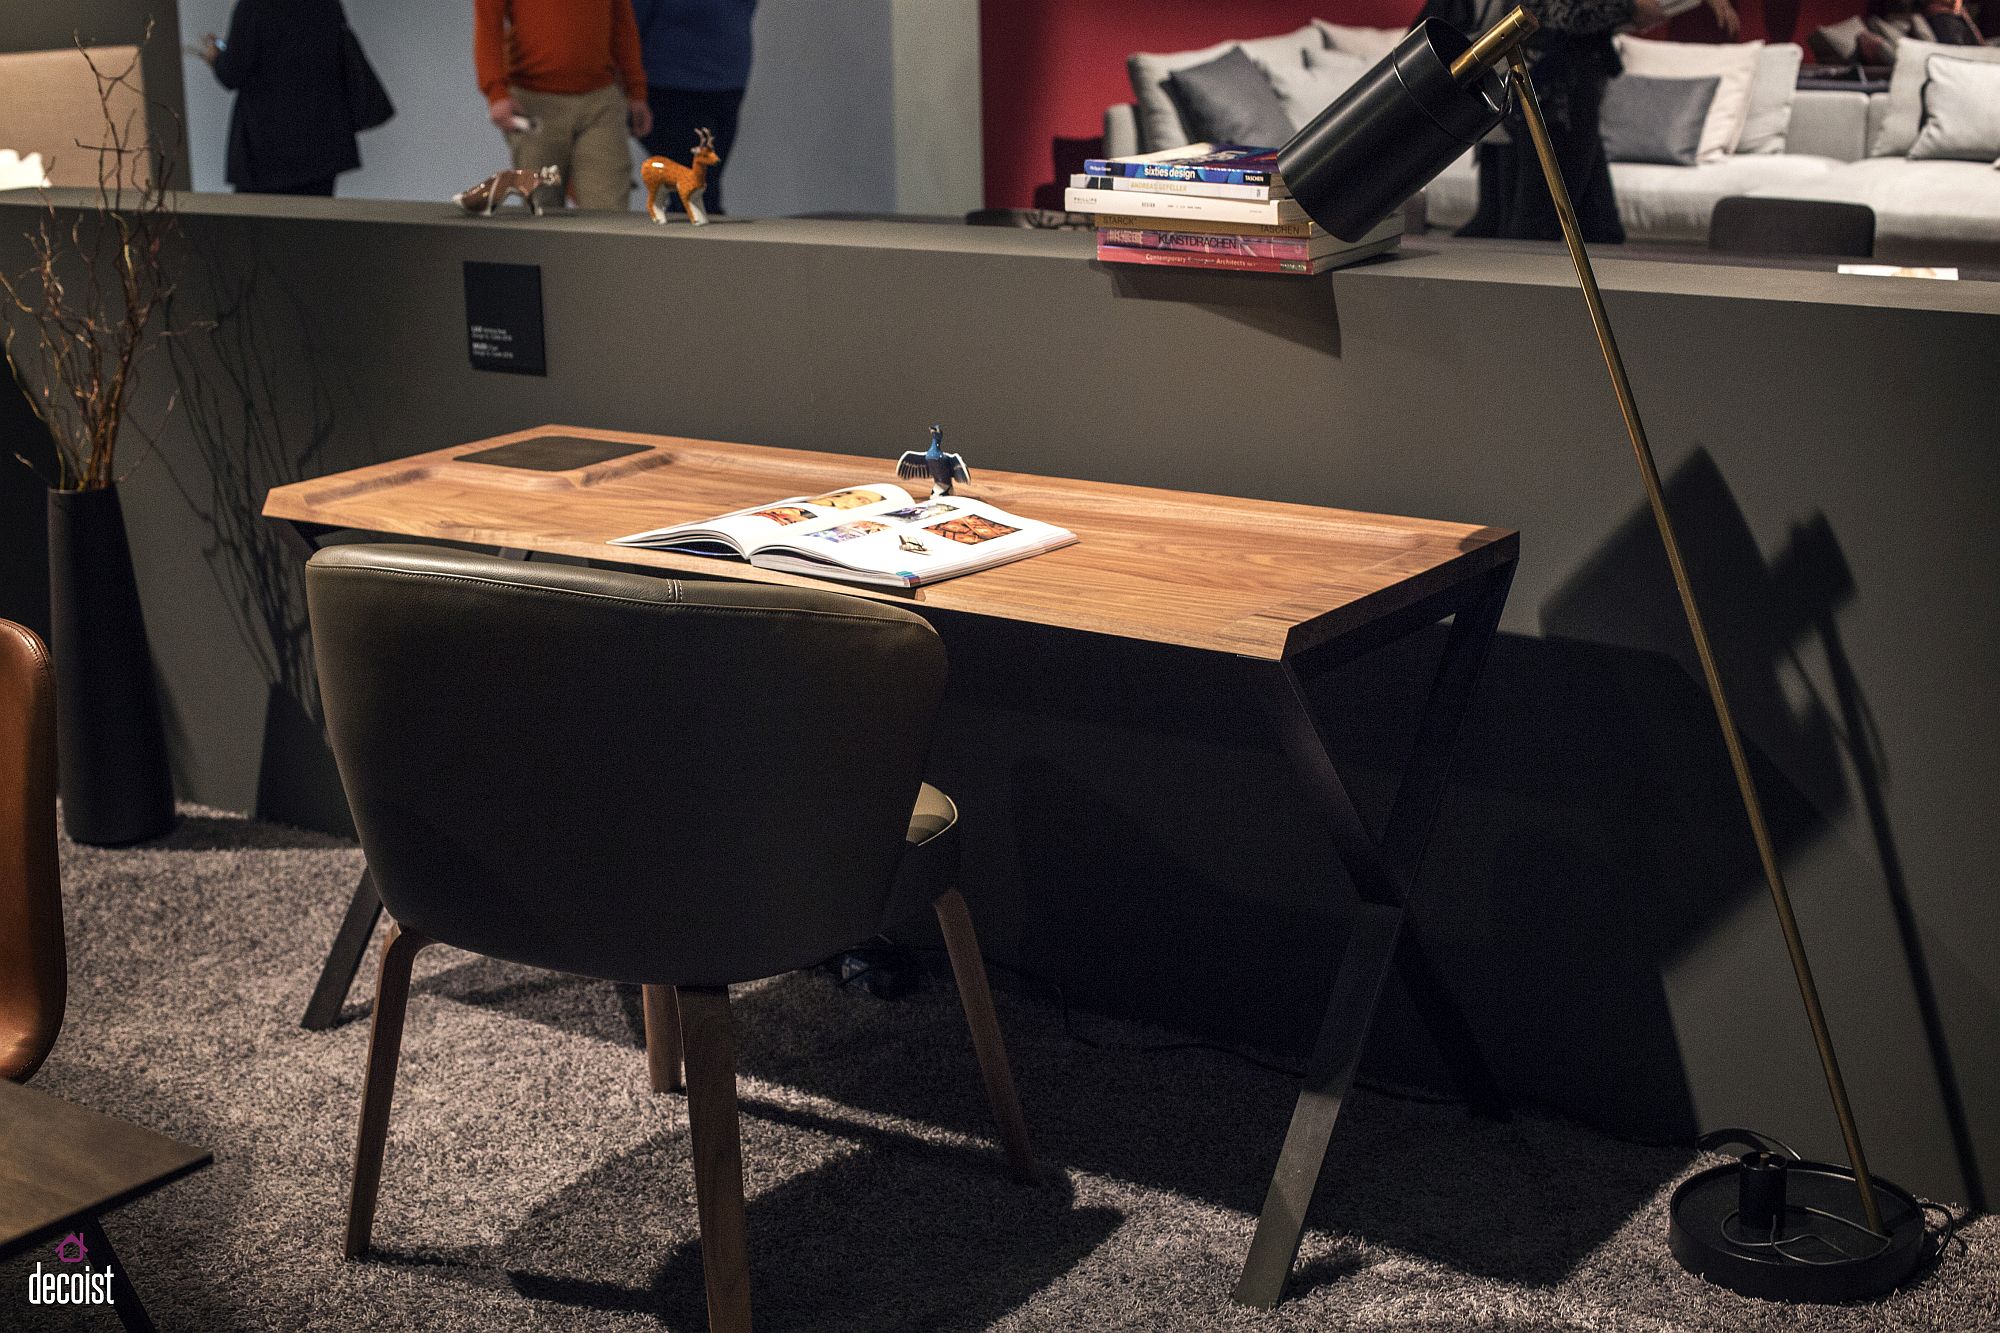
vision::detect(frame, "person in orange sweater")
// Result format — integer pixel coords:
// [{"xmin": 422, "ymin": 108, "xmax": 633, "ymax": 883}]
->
[{"xmin": 474, "ymin": 0, "xmax": 653, "ymax": 210}]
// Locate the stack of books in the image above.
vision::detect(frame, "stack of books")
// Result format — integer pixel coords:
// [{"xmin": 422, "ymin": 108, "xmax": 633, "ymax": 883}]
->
[{"xmin": 1064, "ymin": 144, "xmax": 1402, "ymax": 276}]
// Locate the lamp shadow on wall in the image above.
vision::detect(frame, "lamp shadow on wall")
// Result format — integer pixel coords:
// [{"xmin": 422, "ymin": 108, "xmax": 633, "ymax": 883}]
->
[
  {"xmin": 1540, "ymin": 447, "xmax": 1982, "ymax": 1210},
  {"xmin": 161, "ymin": 228, "xmax": 374, "ymax": 838}
]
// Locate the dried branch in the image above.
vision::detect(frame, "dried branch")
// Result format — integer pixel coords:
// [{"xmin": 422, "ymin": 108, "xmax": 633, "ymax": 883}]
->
[{"xmin": 0, "ymin": 24, "xmax": 197, "ymax": 491}]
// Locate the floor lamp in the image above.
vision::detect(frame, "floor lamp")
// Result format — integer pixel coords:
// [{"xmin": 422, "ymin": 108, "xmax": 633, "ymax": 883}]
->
[{"xmin": 1275, "ymin": 10, "xmax": 1925, "ymax": 1301}]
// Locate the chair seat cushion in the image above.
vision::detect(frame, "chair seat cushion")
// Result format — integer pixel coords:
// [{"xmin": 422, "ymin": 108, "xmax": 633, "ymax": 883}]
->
[
  {"xmin": 907, "ymin": 782, "xmax": 956, "ymax": 847},
  {"xmin": 886, "ymin": 784, "xmax": 959, "ymax": 929},
  {"xmin": 1611, "ymin": 154, "xmax": 1845, "ymax": 242},
  {"xmin": 1747, "ymin": 157, "xmax": 2000, "ymax": 263},
  {"xmin": 1425, "ymin": 150, "xmax": 1843, "ymax": 241}
]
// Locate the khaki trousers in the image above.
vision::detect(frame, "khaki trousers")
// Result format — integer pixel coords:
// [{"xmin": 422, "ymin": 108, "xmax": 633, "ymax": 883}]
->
[{"xmin": 507, "ymin": 83, "xmax": 631, "ymax": 211}]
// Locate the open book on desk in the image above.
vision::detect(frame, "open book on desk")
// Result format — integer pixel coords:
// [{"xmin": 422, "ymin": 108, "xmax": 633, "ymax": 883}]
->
[{"xmin": 608, "ymin": 482, "xmax": 1076, "ymax": 588}]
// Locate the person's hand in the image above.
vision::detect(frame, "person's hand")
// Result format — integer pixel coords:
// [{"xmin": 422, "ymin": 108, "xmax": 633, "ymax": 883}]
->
[
  {"xmin": 1630, "ymin": 0, "xmax": 1669, "ymax": 30},
  {"xmin": 1705, "ymin": 0, "xmax": 1742, "ymax": 36},
  {"xmin": 199, "ymin": 33, "xmax": 220, "ymax": 66},
  {"xmin": 489, "ymin": 95, "xmax": 526, "ymax": 133},
  {"xmin": 628, "ymin": 98, "xmax": 654, "ymax": 140}
]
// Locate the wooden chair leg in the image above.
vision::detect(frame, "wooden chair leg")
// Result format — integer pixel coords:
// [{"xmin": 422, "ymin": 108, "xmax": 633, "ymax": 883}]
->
[
  {"xmin": 934, "ymin": 887, "xmax": 1039, "ymax": 1183},
  {"xmin": 678, "ymin": 985, "xmax": 753, "ymax": 1333},
  {"xmin": 345, "ymin": 921, "xmax": 430, "ymax": 1259},
  {"xmin": 643, "ymin": 984, "xmax": 686, "ymax": 1093}
]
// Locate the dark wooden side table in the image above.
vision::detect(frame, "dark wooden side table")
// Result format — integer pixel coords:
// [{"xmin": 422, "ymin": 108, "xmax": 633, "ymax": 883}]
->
[
  {"xmin": 265, "ymin": 425, "xmax": 1518, "ymax": 1306},
  {"xmin": 0, "ymin": 1080, "xmax": 211, "ymax": 1331}
]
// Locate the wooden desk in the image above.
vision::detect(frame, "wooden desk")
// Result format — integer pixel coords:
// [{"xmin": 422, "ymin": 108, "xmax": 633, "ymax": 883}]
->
[
  {"xmin": 0, "ymin": 1080, "xmax": 211, "ymax": 1329},
  {"xmin": 264, "ymin": 425, "xmax": 1519, "ymax": 1308}
]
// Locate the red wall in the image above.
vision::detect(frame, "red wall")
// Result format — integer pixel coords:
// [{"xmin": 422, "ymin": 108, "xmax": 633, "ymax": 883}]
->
[{"xmin": 977, "ymin": 0, "xmax": 1866, "ymax": 209}]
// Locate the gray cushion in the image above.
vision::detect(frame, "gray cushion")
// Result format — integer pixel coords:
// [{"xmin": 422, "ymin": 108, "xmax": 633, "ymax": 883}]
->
[
  {"xmin": 1910, "ymin": 56, "xmax": 2000, "ymax": 161},
  {"xmin": 1165, "ymin": 46, "xmax": 1294, "ymax": 148},
  {"xmin": 1126, "ymin": 25, "xmax": 1319, "ymax": 152},
  {"xmin": 1603, "ymin": 75, "xmax": 1721, "ymax": 166},
  {"xmin": 1810, "ymin": 17, "xmax": 1866, "ymax": 65},
  {"xmin": 1265, "ymin": 45, "xmax": 1371, "ymax": 132},
  {"xmin": 1873, "ymin": 37, "xmax": 2000, "ymax": 156},
  {"xmin": 1739, "ymin": 44, "xmax": 1804, "ymax": 155}
]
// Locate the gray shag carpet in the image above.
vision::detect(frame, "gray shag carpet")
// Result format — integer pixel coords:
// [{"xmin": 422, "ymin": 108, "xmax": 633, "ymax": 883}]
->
[{"xmin": 4, "ymin": 806, "xmax": 1993, "ymax": 1331}]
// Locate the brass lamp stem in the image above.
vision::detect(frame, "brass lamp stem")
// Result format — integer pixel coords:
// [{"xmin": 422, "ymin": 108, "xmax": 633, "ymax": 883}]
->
[{"xmin": 1505, "ymin": 49, "xmax": 1887, "ymax": 1237}]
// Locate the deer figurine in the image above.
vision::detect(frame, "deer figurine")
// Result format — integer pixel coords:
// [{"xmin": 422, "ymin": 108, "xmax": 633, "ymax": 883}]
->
[{"xmin": 641, "ymin": 127, "xmax": 721, "ymax": 226}]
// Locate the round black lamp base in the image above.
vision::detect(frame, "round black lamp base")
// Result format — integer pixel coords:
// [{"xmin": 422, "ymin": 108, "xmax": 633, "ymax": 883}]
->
[{"xmin": 1668, "ymin": 1159, "xmax": 1926, "ymax": 1302}]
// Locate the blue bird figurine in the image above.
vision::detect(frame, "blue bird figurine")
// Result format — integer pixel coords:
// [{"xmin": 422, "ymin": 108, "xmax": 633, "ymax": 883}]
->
[{"xmin": 896, "ymin": 424, "xmax": 970, "ymax": 497}]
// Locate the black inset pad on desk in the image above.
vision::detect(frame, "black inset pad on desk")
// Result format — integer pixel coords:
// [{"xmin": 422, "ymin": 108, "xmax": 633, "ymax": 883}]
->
[{"xmin": 457, "ymin": 436, "xmax": 652, "ymax": 472}]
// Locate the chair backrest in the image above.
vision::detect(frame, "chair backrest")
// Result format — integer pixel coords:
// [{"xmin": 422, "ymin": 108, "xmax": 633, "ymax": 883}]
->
[
  {"xmin": 1708, "ymin": 196, "xmax": 1877, "ymax": 260},
  {"xmin": 305, "ymin": 546, "xmax": 949, "ymax": 988},
  {"xmin": 0, "ymin": 619, "xmax": 64, "ymax": 1082}
]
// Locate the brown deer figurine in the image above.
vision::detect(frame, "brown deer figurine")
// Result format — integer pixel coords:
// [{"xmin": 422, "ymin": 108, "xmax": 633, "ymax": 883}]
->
[
  {"xmin": 641, "ymin": 127, "xmax": 721, "ymax": 226},
  {"xmin": 454, "ymin": 164, "xmax": 562, "ymax": 216}
]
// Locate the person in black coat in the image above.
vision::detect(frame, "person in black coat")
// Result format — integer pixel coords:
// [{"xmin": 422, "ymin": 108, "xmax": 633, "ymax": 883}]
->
[
  {"xmin": 202, "ymin": 0, "xmax": 362, "ymax": 195},
  {"xmin": 1421, "ymin": 0, "xmax": 1735, "ymax": 244}
]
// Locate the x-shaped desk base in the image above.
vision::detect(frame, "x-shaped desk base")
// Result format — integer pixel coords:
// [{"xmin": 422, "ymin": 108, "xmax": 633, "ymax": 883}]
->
[{"xmin": 1231, "ymin": 558, "xmax": 1515, "ymax": 1308}]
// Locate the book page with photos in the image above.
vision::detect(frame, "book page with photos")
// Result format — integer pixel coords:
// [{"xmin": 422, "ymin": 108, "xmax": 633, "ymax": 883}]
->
[{"xmin": 608, "ymin": 483, "xmax": 1076, "ymax": 588}]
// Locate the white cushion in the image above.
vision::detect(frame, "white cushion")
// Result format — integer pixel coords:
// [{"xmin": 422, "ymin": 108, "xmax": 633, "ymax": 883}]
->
[
  {"xmin": 1266, "ymin": 46, "xmax": 1371, "ymax": 131},
  {"xmin": 1739, "ymin": 44, "xmax": 1804, "ymax": 154},
  {"xmin": 1873, "ymin": 37, "xmax": 2000, "ymax": 157},
  {"xmin": 1750, "ymin": 156, "xmax": 2000, "ymax": 263},
  {"xmin": 1427, "ymin": 148, "xmax": 1480, "ymax": 229},
  {"xmin": 1126, "ymin": 26, "xmax": 1321, "ymax": 151},
  {"xmin": 0, "ymin": 149, "xmax": 50, "ymax": 191},
  {"xmin": 1312, "ymin": 22, "xmax": 1404, "ymax": 65},
  {"xmin": 1615, "ymin": 36, "xmax": 1766, "ymax": 162},
  {"xmin": 1911, "ymin": 56, "xmax": 2000, "ymax": 161}
]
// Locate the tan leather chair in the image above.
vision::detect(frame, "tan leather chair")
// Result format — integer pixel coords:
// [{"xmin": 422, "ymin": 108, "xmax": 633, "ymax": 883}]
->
[{"xmin": 0, "ymin": 619, "xmax": 63, "ymax": 1082}]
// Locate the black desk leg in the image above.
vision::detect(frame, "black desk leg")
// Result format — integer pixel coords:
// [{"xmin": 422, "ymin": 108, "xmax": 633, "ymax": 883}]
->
[
  {"xmin": 78, "ymin": 1216, "xmax": 155, "ymax": 1333},
  {"xmin": 1232, "ymin": 560, "xmax": 1514, "ymax": 1308},
  {"xmin": 300, "ymin": 868, "xmax": 384, "ymax": 1031},
  {"xmin": 1233, "ymin": 904, "xmax": 1401, "ymax": 1309}
]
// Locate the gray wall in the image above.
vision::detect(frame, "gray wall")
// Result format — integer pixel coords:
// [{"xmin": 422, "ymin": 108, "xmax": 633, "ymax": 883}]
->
[
  {"xmin": 0, "ymin": 0, "xmax": 187, "ymax": 188},
  {"xmin": 2, "ymin": 194, "xmax": 1996, "ymax": 1214},
  {"xmin": 174, "ymin": 1, "xmax": 978, "ymax": 216}
]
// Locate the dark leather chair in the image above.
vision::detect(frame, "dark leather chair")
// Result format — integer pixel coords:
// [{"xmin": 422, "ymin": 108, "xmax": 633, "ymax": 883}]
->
[
  {"xmin": 306, "ymin": 546, "xmax": 1035, "ymax": 1333},
  {"xmin": 1708, "ymin": 196, "xmax": 1877, "ymax": 259},
  {"xmin": 0, "ymin": 618, "xmax": 63, "ymax": 1083}
]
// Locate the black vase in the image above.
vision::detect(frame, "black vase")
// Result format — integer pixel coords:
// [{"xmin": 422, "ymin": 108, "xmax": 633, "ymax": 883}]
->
[{"xmin": 46, "ymin": 484, "xmax": 175, "ymax": 845}]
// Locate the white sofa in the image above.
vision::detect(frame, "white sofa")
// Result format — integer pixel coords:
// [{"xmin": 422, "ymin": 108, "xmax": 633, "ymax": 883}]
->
[{"xmin": 1101, "ymin": 33, "xmax": 2000, "ymax": 264}]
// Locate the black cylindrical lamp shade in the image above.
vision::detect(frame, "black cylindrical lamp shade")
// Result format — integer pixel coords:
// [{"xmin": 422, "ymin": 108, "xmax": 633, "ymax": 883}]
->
[{"xmin": 1278, "ymin": 21, "xmax": 1509, "ymax": 243}]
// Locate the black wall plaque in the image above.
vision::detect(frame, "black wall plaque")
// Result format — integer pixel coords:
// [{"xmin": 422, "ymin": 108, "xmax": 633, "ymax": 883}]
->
[{"xmin": 463, "ymin": 261, "xmax": 546, "ymax": 375}]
